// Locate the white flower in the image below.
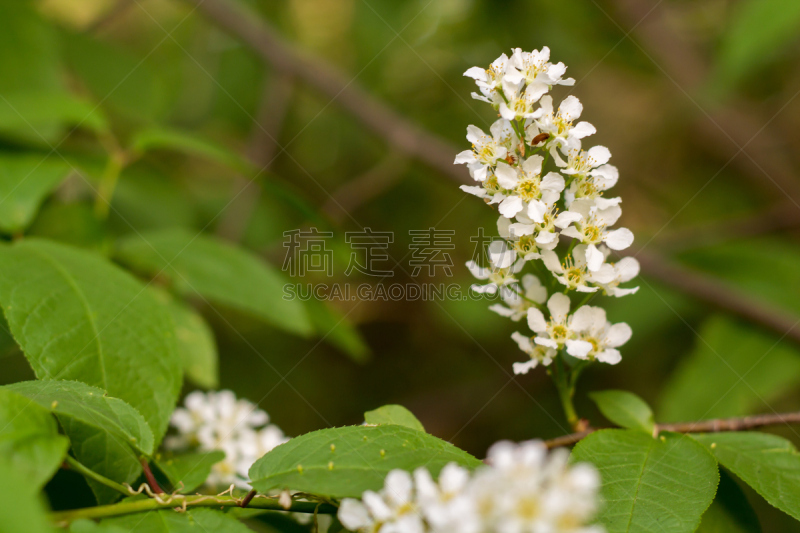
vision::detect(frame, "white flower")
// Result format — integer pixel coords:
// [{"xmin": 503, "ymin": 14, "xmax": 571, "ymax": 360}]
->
[
  {"xmin": 464, "ymin": 54, "xmax": 509, "ymax": 105},
  {"xmin": 511, "ymin": 332, "xmax": 557, "ymax": 374},
  {"xmin": 414, "ymin": 464, "xmax": 475, "ymax": 531},
  {"xmin": 554, "ymin": 146, "xmax": 611, "ymax": 177},
  {"xmin": 467, "ymin": 241, "xmax": 524, "ymax": 294},
  {"xmin": 540, "ymin": 246, "xmax": 615, "ymax": 293},
  {"xmin": 499, "ymin": 84, "xmax": 548, "ymax": 122},
  {"xmin": 595, "ymin": 256, "xmax": 640, "ymax": 297},
  {"xmin": 338, "ymin": 470, "xmax": 424, "ymax": 533},
  {"xmin": 505, "ymin": 47, "xmax": 575, "ymax": 89},
  {"xmin": 556, "ymin": 199, "xmax": 634, "ymax": 271},
  {"xmin": 454, "ymin": 120, "xmax": 516, "ymax": 182},
  {"xmin": 525, "ymin": 292, "xmax": 582, "ymax": 349},
  {"xmin": 494, "ymin": 157, "xmax": 565, "ymax": 221},
  {"xmin": 489, "ymin": 274, "xmax": 547, "ymax": 321},
  {"xmin": 567, "ymin": 306, "xmax": 632, "ymax": 364},
  {"xmin": 531, "ymin": 95, "xmax": 596, "ymax": 153}
]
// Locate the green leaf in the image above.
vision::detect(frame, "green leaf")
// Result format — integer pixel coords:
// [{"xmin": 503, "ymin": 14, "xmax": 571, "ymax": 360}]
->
[
  {"xmin": 0, "ymin": 91, "xmax": 107, "ymax": 142},
  {"xmin": 571, "ymin": 429, "xmax": 719, "ymax": 533},
  {"xmin": 692, "ymin": 432, "xmax": 800, "ymax": 521},
  {"xmin": 364, "ymin": 405, "xmax": 425, "ymax": 432},
  {"xmin": 115, "ymin": 229, "xmax": 312, "ymax": 337},
  {"xmin": 249, "ymin": 425, "xmax": 482, "ymax": 498},
  {"xmin": 0, "ymin": 460, "xmax": 57, "ymax": 533},
  {"xmin": 0, "ymin": 388, "xmax": 69, "ymax": 491},
  {"xmin": 130, "ymin": 128, "xmax": 252, "ymax": 173},
  {"xmin": 658, "ymin": 316, "xmax": 800, "ymax": 422},
  {"xmin": 589, "ymin": 390, "xmax": 655, "ymax": 433},
  {"xmin": 0, "ymin": 154, "xmax": 72, "ymax": 234},
  {"xmin": 27, "ymin": 201, "xmax": 107, "ymax": 250},
  {"xmin": 102, "ymin": 508, "xmax": 252, "ymax": 532},
  {"xmin": 697, "ymin": 470, "xmax": 761, "ymax": 533},
  {"xmin": 154, "ymin": 451, "xmax": 225, "ymax": 494},
  {"xmin": 150, "ymin": 288, "xmax": 218, "ymax": 389},
  {"xmin": 0, "ymin": 239, "xmax": 182, "ymax": 444},
  {"xmin": 306, "ymin": 299, "xmax": 370, "ymax": 363},
  {"xmin": 711, "ymin": 0, "xmax": 800, "ymax": 93},
  {"xmin": 5, "ymin": 380, "xmax": 155, "ymax": 504}
]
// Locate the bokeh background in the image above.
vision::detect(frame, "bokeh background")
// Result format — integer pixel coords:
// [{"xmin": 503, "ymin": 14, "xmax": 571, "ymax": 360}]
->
[{"xmin": 2, "ymin": 0, "xmax": 800, "ymax": 530}]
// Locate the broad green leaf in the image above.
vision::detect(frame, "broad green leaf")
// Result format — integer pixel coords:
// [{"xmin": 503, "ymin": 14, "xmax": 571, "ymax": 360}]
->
[
  {"xmin": 589, "ymin": 390, "xmax": 655, "ymax": 433},
  {"xmin": 27, "ymin": 201, "xmax": 107, "ymax": 250},
  {"xmin": 249, "ymin": 425, "xmax": 482, "ymax": 498},
  {"xmin": 0, "ymin": 91, "xmax": 107, "ymax": 142},
  {"xmin": 69, "ymin": 519, "xmax": 127, "ymax": 533},
  {"xmin": 571, "ymin": 429, "xmax": 719, "ymax": 533},
  {"xmin": 154, "ymin": 451, "xmax": 225, "ymax": 494},
  {"xmin": 5, "ymin": 380, "xmax": 155, "ymax": 504},
  {"xmin": 692, "ymin": 432, "xmax": 800, "ymax": 521},
  {"xmin": 658, "ymin": 315, "xmax": 800, "ymax": 422},
  {"xmin": 711, "ymin": 0, "xmax": 800, "ymax": 94},
  {"xmin": 697, "ymin": 470, "xmax": 761, "ymax": 533},
  {"xmin": 150, "ymin": 288, "xmax": 218, "ymax": 389},
  {"xmin": 0, "ymin": 154, "xmax": 72, "ymax": 234},
  {"xmin": 306, "ymin": 299, "xmax": 369, "ymax": 363},
  {"xmin": 102, "ymin": 508, "xmax": 252, "ymax": 532},
  {"xmin": 0, "ymin": 388, "xmax": 69, "ymax": 491},
  {"xmin": 0, "ymin": 239, "xmax": 182, "ymax": 444},
  {"xmin": 0, "ymin": 460, "xmax": 56, "ymax": 533},
  {"xmin": 115, "ymin": 229, "xmax": 312, "ymax": 337},
  {"xmin": 109, "ymin": 165, "xmax": 197, "ymax": 232},
  {"xmin": 364, "ymin": 405, "xmax": 425, "ymax": 432},
  {"xmin": 130, "ymin": 128, "xmax": 251, "ymax": 173}
]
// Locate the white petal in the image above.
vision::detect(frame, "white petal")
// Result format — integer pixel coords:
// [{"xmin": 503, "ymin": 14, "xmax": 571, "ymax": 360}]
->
[
  {"xmin": 591, "ymin": 164, "xmax": 619, "ymax": 190},
  {"xmin": 560, "ymin": 226, "xmax": 583, "ymax": 240},
  {"xmin": 466, "ymin": 125, "xmax": 485, "ymax": 145},
  {"xmin": 597, "ymin": 349, "xmax": 622, "ymax": 365},
  {"xmin": 554, "ymin": 210, "xmax": 582, "ymax": 229},
  {"xmin": 616, "ymin": 257, "xmax": 640, "ymax": 282},
  {"xmin": 363, "ymin": 491, "xmax": 392, "ymax": 521},
  {"xmin": 586, "ymin": 244, "xmax": 605, "ymax": 272},
  {"xmin": 540, "ymin": 171, "xmax": 565, "ymax": 192},
  {"xmin": 489, "ymin": 304, "xmax": 515, "ymax": 318},
  {"xmin": 522, "ymin": 154, "xmax": 544, "ymax": 175},
  {"xmin": 513, "ymin": 360, "xmax": 539, "ymax": 374},
  {"xmin": 541, "ymin": 250, "xmax": 563, "ymax": 273},
  {"xmin": 570, "ymin": 306, "xmax": 595, "ymax": 332},
  {"xmin": 525, "ymin": 82, "xmax": 549, "ymax": 103},
  {"xmin": 566, "ymin": 339, "xmax": 593, "ymax": 359},
  {"xmin": 498, "ymin": 196, "xmax": 524, "ymax": 218},
  {"xmin": 587, "ymin": 145, "xmax": 611, "ymax": 166},
  {"xmin": 539, "ymin": 95, "xmax": 554, "ymax": 115},
  {"xmin": 604, "ymin": 228, "xmax": 634, "ymax": 250},
  {"xmin": 526, "ymin": 200, "xmax": 547, "ymax": 223},
  {"xmin": 597, "ymin": 204, "xmax": 622, "ymax": 226},
  {"xmin": 571, "ymin": 121, "xmax": 596, "ymax": 139},
  {"xmin": 499, "ymin": 102, "xmax": 516, "ymax": 120},
  {"xmin": 465, "ymin": 260, "xmax": 490, "ymax": 280},
  {"xmin": 547, "ymin": 292, "xmax": 571, "ymax": 321},
  {"xmin": 606, "ymin": 322, "xmax": 632, "ymax": 347},
  {"xmin": 594, "ymin": 196, "xmax": 621, "ymax": 210},
  {"xmin": 497, "ymin": 215, "xmax": 511, "ymax": 238},
  {"xmin": 384, "ymin": 470, "xmax": 413, "ymax": 506},
  {"xmin": 488, "ymin": 240, "xmax": 515, "ymax": 269},
  {"xmin": 559, "ymin": 95, "xmax": 583, "ymax": 120},
  {"xmin": 535, "ymin": 230, "xmax": 558, "ymax": 245},
  {"xmin": 534, "ymin": 337, "xmax": 559, "ymax": 349},
  {"xmin": 610, "ymin": 286, "xmax": 640, "ymax": 297},
  {"xmin": 463, "ymin": 66, "xmax": 488, "ymax": 81},
  {"xmin": 527, "ymin": 308, "xmax": 547, "ymax": 333},
  {"xmin": 338, "ymin": 499, "xmax": 373, "ymax": 529},
  {"xmin": 471, "ymin": 283, "xmax": 498, "ymax": 294},
  {"xmin": 494, "ymin": 162, "xmax": 519, "ymax": 189},
  {"xmin": 459, "ymin": 185, "xmax": 487, "ymax": 198},
  {"xmin": 508, "ymin": 222, "xmax": 536, "ymax": 237}
]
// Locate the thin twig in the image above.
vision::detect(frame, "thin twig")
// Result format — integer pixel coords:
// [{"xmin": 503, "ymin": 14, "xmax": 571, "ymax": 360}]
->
[
  {"xmin": 545, "ymin": 410, "xmax": 800, "ymax": 448},
  {"xmin": 64, "ymin": 456, "xmax": 130, "ymax": 497},
  {"xmin": 182, "ymin": 0, "xmax": 469, "ymax": 185},
  {"xmin": 139, "ymin": 458, "xmax": 164, "ymax": 495},
  {"xmin": 322, "ymin": 152, "xmax": 409, "ymax": 224}
]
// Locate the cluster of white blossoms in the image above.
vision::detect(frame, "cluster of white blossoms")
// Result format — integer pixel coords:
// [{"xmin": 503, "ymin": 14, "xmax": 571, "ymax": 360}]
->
[
  {"xmin": 165, "ymin": 390, "xmax": 289, "ymax": 489},
  {"xmin": 338, "ymin": 440, "xmax": 603, "ymax": 533},
  {"xmin": 456, "ymin": 47, "xmax": 638, "ymax": 374}
]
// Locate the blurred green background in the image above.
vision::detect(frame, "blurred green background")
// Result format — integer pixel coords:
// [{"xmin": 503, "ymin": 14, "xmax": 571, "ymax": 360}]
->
[{"xmin": 3, "ymin": 0, "xmax": 800, "ymax": 529}]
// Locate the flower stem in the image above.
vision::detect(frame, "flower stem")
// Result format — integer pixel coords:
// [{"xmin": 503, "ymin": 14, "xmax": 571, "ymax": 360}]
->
[
  {"xmin": 553, "ymin": 356, "xmax": 581, "ymax": 431},
  {"xmin": 64, "ymin": 456, "xmax": 130, "ymax": 497},
  {"xmin": 50, "ymin": 495, "xmax": 337, "ymax": 525}
]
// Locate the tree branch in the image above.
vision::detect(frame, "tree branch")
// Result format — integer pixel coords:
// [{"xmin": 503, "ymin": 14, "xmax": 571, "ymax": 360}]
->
[
  {"xmin": 182, "ymin": 0, "xmax": 468, "ymax": 185},
  {"xmin": 50, "ymin": 494, "xmax": 337, "ymax": 525},
  {"xmin": 546, "ymin": 411, "xmax": 800, "ymax": 449}
]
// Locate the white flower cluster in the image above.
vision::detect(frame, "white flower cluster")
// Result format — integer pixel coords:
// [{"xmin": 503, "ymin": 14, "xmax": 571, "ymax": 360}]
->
[
  {"xmin": 165, "ymin": 390, "xmax": 288, "ymax": 489},
  {"xmin": 456, "ymin": 47, "xmax": 638, "ymax": 374},
  {"xmin": 338, "ymin": 440, "xmax": 602, "ymax": 533}
]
